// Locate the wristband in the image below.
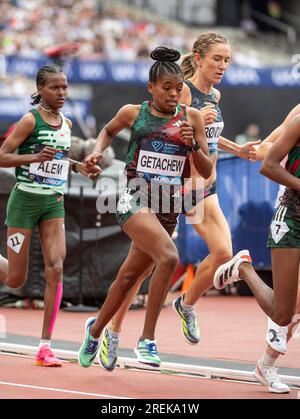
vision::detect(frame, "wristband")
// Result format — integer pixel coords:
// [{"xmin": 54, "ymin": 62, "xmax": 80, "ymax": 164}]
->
[{"xmin": 190, "ymin": 141, "xmax": 200, "ymax": 152}]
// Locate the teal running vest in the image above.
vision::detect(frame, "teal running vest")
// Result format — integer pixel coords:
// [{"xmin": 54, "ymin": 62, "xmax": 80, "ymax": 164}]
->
[{"xmin": 185, "ymin": 80, "xmax": 224, "ymax": 155}]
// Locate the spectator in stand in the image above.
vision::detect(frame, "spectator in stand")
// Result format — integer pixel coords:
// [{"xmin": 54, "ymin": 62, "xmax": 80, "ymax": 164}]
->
[
  {"xmin": 235, "ymin": 123, "xmax": 260, "ymax": 146},
  {"xmin": 0, "ymin": 0, "xmax": 194, "ymax": 60}
]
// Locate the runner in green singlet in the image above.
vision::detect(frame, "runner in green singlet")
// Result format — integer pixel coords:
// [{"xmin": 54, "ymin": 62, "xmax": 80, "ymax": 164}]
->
[
  {"xmin": 249, "ymin": 104, "xmax": 300, "ymax": 393},
  {"xmin": 213, "ymin": 114, "xmax": 300, "ymax": 394},
  {"xmin": 88, "ymin": 32, "xmax": 258, "ymax": 373},
  {"xmin": 77, "ymin": 46, "xmax": 212, "ymax": 370},
  {"xmin": 0, "ymin": 65, "xmax": 100, "ymax": 367}
]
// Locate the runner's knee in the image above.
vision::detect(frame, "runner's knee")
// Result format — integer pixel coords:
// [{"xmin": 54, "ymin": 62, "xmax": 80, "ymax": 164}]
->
[
  {"xmin": 212, "ymin": 249, "xmax": 233, "ymax": 267},
  {"xmin": 272, "ymin": 309, "xmax": 295, "ymax": 326},
  {"xmin": 44, "ymin": 261, "xmax": 64, "ymax": 283},
  {"xmin": 116, "ymin": 274, "xmax": 140, "ymax": 294},
  {"xmin": 6, "ymin": 271, "xmax": 27, "ymax": 289},
  {"xmin": 157, "ymin": 247, "xmax": 178, "ymax": 274}
]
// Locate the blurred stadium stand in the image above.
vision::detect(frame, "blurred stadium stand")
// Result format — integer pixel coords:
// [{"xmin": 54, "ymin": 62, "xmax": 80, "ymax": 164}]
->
[{"xmin": 1, "ymin": 0, "xmax": 299, "ymax": 139}]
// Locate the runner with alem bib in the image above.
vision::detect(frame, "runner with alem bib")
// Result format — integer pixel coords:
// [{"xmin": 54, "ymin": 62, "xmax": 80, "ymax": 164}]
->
[{"xmin": 0, "ymin": 65, "xmax": 100, "ymax": 367}]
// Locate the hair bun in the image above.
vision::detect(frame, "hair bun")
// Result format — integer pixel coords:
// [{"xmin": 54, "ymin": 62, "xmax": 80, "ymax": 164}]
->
[{"xmin": 150, "ymin": 47, "xmax": 181, "ymax": 63}]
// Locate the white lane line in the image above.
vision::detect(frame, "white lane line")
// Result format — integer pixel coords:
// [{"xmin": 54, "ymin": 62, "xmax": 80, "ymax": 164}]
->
[
  {"xmin": 0, "ymin": 381, "xmax": 132, "ymax": 399},
  {"xmin": 1, "ymin": 343, "xmax": 299, "ymax": 387}
]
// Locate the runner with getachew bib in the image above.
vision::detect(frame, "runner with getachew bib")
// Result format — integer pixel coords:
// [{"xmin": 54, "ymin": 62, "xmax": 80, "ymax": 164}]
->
[{"xmin": 77, "ymin": 46, "xmax": 212, "ymax": 369}]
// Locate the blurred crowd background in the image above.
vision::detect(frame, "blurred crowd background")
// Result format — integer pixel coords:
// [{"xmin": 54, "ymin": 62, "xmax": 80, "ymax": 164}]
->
[{"xmin": 0, "ymin": 0, "xmax": 299, "ymax": 63}]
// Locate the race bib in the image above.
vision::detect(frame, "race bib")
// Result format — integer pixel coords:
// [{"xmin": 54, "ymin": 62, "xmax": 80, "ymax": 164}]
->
[
  {"xmin": 7, "ymin": 232, "xmax": 25, "ymax": 254},
  {"xmin": 136, "ymin": 139, "xmax": 188, "ymax": 185},
  {"xmin": 28, "ymin": 150, "xmax": 69, "ymax": 187},
  {"xmin": 270, "ymin": 220, "xmax": 290, "ymax": 243},
  {"xmin": 205, "ymin": 121, "xmax": 224, "ymax": 154}
]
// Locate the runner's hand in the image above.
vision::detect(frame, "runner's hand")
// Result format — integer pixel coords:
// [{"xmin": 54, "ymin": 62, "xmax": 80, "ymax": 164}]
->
[
  {"xmin": 77, "ymin": 162, "xmax": 101, "ymax": 180},
  {"xmin": 84, "ymin": 152, "xmax": 102, "ymax": 167},
  {"xmin": 179, "ymin": 121, "xmax": 194, "ymax": 148},
  {"xmin": 239, "ymin": 140, "xmax": 261, "ymax": 161},
  {"xmin": 34, "ymin": 146, "xmax": 56, "ymax": 162},
  {"xmin": 200, "ymin": 105, "xmax": 217, "ymax": 125}
]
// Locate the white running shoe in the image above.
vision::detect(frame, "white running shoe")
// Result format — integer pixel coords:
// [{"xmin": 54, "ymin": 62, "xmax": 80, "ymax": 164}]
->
[
  {"xmin": 254, "ymin": 360, "xmax": 290, "ymax": 393},
  {"xmin": 266, "ymin": 318, "xmax": 288, "ymax": 355},
  {"xmin": 0, "ymin": 254, "xmax": 8, "ymax": 282},
  {"xmin": 213, "ymin": 250, "xmax": 252, "ymax": 290}
]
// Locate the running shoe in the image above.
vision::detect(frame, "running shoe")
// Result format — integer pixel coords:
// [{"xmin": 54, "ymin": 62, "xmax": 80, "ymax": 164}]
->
[
  {"xmin": 99, "ymin": 326, "xmax": 119, "ymax": 372},
  {"xmin": 78, "ymin": 317, "xmax": 99, "ymax": 368},
  {"xmin": 213, "ymin": 250, "xmax": 252, "ymax": 290},
  {"xmin": 172, "ymin": 295, "xmax": 200, "ymax": 344},
  {"xmin": 266, "ymin": 318, "xmax": 288, "ymax": 355},
  {"xmin": 0, "ymin": 254, "xmax": 8, "ymax": 282},
  {"xmin": 134, "ymin": 338, "xmax": 161, "ymax": 367},
  {"xmin": 254, "ymin": 359, "xmax": 290, "ymax": 393},
  {"xmin": 35, "ymin": 345, "xmax": 62, "ymax": 367}
]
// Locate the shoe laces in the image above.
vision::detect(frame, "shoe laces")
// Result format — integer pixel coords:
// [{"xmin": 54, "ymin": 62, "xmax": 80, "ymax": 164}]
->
[
  {"xmin": 146, "ymin": 341, "xmax": 157, "ymax": 354},
  {"xmin": 263, "ymin": 365, "xmax": 281, "ymax": 383},
  {"xmin": 107, "ymin": 333, "xmax": 119, "ymax": 356},
  {"xmin": 277, "ymin": 327, "xmax": 288, "ymax": 341},
  {"xmin": 183, "ymin": 307, "xmax": 197, "ymax": 330},
  {"xmin": 42, "ymin": 346, "xmax": 55, "ymax": 357},
  {"xmin": 86, "ymin": 338, "xmax": 98, "ymax": 354}
]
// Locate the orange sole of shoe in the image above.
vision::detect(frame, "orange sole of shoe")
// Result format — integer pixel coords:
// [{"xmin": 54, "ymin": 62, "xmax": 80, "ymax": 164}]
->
[{"xmin": 35, "ymin": 360, "xmax": 62, "ymax": 367}]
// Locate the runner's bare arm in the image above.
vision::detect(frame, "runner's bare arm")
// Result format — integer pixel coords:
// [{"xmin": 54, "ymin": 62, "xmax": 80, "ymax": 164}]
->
[
  {"xmin": 218, "ymin": 136, "xmax": 261, "ymax": 160},
  {"xmin": 0, "ymin": 113, "xmax": 56, "ymax": 167},
  {"xmin": 254, "ymin": 104, "xmax": 300, "ymax": 161},
  {"xmin": 84, "ymin": 104, "xmax": 140, "ymax": 166},
  {"xmin": 211, "ymin": 88, "xmax": 260, "ymax": 159},
  {"xmin": 260, "ymin": 115, "xmax": 300, "ymax": 191},
  {"xmin": 186, "ymin": 107, "xmax": 212, "ymax": 179}
]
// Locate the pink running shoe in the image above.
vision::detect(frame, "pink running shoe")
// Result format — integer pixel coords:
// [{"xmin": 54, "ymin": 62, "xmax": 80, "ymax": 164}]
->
[{"xmin": 36, "ymin": 345, "xmax": 62, "ymax": 367}]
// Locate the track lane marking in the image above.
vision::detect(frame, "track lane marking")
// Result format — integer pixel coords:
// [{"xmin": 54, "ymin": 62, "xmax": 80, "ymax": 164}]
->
[{"xmin": 0, "ymin": 381, "xmax": 132, "ymax": 399}]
